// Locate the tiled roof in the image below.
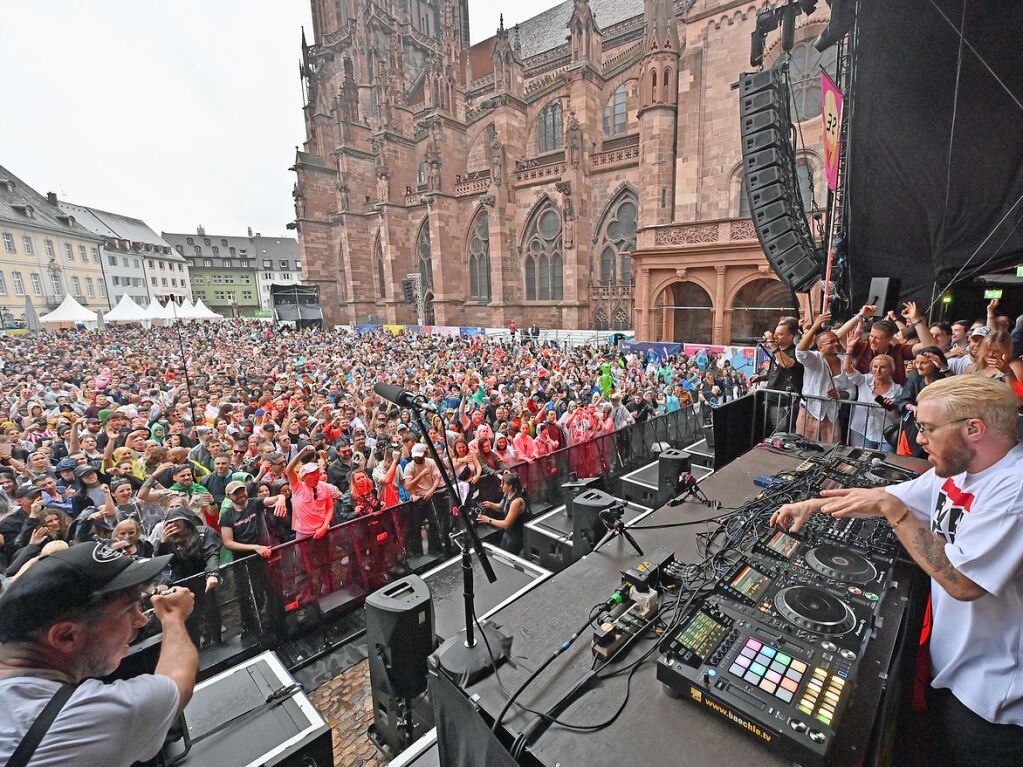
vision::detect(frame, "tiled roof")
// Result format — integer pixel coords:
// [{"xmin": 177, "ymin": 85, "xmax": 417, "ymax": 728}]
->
[
  {"xmin": 495, "ymin": 0, "xmax": 644, "ymax": 60},
  {"xmin": 0, "ymin": 164, "xmax": 103, "ymax": 241},
  {"xmin": 59, "ymin": 201, "xmax": 184, "ymax": 261}
]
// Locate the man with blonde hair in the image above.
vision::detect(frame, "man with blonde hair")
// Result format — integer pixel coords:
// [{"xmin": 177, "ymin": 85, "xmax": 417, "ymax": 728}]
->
[{"xmin": 773, "ymin": 375, "xmax": 1023, "ymax": 767}]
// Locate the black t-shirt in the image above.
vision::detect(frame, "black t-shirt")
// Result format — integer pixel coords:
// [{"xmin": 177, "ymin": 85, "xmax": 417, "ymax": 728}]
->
[
  {"xmin": 625, "ymin": 398, "xmax": 655, "ymax": 423},
  {"xmin": 765, "ymin": 346, "xmax": 805, "ymax": 394},
  {"xmin": 219, "ymin": 498, "xmax": 269, "ymax": 547}
]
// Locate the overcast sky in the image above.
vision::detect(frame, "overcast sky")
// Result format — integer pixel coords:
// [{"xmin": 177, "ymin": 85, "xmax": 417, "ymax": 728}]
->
[{"xmin": 0, "ymin": 1, "xmax": 558, "ymax": 237}]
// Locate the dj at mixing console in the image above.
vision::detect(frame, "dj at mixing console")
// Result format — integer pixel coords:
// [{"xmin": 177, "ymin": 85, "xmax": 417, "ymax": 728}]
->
[{"xmin": 656, "ymin": 446, "xmax": 920, "ymax": 766}]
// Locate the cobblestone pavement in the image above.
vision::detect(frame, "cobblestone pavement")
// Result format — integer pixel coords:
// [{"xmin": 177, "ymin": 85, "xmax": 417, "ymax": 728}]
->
[{"xmin": 310, "ymin": 658, "xmax": 390, "ymax": 767}]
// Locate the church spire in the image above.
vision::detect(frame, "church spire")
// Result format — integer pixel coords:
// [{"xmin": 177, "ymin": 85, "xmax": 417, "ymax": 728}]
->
[{"xmin": 644, "ymin": 0, "xmax": 681, "ymax": 53}]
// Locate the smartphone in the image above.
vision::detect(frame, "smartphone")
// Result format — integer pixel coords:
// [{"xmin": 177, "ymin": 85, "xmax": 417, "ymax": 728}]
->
[{"xmin": 874, "ymin": 394, "xmax": 893, "ymax": 411}]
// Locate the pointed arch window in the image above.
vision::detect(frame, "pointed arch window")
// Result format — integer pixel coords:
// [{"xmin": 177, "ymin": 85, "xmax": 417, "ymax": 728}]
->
[
  {"xmin": 596, "ymin": 191, "xmax": 638, "ymax": 286},
  {"xmin": 602, "ymin": 84, "xmax": 628, "ymax": 137},
  {"xmin": 417, "ymin": 220, "xmax": 433, "ymax": 290},
  {"xmin": 663, "ymin": 68, "xmax": 671, "ymax": 100},
  {"xmin": 537, "ymin": 101, "xmax": 563, "ymax": 154},
  {"xmin": 468, "ymin": 211, "xmax": 491, "ymax": 302},
  {"xmin": 523, "ymin": 204, "xmax": 563, "ymax": 300}
]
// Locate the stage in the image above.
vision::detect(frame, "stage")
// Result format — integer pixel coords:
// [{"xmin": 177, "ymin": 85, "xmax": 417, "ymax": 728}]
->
[{"xmin": 429, "ymin": 444, "xmax": 929, "ymax": 766}]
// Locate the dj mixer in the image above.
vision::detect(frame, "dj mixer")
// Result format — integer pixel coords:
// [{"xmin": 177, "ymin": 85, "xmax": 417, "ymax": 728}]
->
[{"xmin": 657, "ymin": 448, "xmax": 917, "ymax": 766}]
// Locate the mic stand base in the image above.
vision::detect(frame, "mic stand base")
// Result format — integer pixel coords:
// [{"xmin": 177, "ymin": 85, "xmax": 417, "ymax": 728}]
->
[{"xmin": 436, "ymin": 621, "xmax": 509, "ymax": 688}]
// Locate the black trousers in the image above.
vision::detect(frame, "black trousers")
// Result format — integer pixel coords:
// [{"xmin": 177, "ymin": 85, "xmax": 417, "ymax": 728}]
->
[{"xmin": 926, "ymin": 687, "xmax": 1023, "ymax": 767}]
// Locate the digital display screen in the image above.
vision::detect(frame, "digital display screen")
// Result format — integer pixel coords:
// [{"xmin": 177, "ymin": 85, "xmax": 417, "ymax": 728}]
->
[
  {"xmin": 677, "ymin": 611, "xmax": 728, "ymax": 660},
  {"xmin": 729, "ymin": 565, "xmax": 772, "ymax": 602},
  {"xmin": 765, "ymin": 530, "xmax": 801, "ymax": 560}
]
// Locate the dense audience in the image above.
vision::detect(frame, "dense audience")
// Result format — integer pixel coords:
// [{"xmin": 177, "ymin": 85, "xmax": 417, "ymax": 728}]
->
[
  {"xmin": 2, "ymin": 296, "xmax": 1015, "ymax": 589},
  {"xmin": 0, "ymin": 323, "xmax": 746, "ymax": 577}
]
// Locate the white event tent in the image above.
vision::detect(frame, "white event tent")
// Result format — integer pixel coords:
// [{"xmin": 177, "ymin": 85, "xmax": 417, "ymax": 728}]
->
[
  {"xmin": 38, "ymin": 294, "xmax": 98, "ymax": 325},
  {"xmin": 102, "ymin": 294, "xmax": 148, "ymax": 324}
]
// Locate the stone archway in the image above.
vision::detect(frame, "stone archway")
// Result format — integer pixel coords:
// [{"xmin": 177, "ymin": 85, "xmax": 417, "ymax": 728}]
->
[
  {"xmin": 653, "ymin": 281, "xmax": 714, "ymax": 343},
  {"xmin": 729, "ymin": 279, "xmax": 798, "ymax": 343}
]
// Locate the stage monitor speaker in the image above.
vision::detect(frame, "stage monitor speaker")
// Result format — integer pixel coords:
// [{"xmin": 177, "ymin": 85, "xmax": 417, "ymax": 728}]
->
[
  {"xmin": 866, "ymin": 277, "xmax": 899, "ymax": 315},
  {"xmin": 739, "ymin": 66, "xmax": 822, "ymax": 294},
  {"xmin": 561, "ymin": 476, "xmax": 602, "ymax": 518},
  {"xmin": 366, "ymin": 576, "xmax": 436, "ymax": 754},
  {"xmin": 658, "ymin": 449, "xmax": 692, "ymax": 498},
  {"xmin": 572, "ymin": 488, "xmax": 618, "ymax": 557}
]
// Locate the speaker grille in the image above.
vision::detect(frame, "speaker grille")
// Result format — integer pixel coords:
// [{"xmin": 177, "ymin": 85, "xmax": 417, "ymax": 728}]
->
[{"xmin": 739, "ymin": 66, "xmax": 821, "ymax": 293}]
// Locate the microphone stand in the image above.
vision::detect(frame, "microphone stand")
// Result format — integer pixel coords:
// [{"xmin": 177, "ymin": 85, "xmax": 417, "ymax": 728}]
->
[{"xmin": 409, "ymin": 406, "xmax": 509, "ymax": 686}]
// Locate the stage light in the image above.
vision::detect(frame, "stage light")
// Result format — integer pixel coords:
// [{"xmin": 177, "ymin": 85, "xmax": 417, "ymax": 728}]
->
[
  {"xmin": 815, "ymin": 0, "xmax": 855, "ymax": 52},
  {"xmin": 782, "ymin": 5, "xmax": 797, "ymax": 52},
  {"xmin": 941, "ymin": 292, "xmax": 954, "ymax": 305},
  {"xmin": 750, "ymin": 8, "xmax": 779, "ymax": 67}
]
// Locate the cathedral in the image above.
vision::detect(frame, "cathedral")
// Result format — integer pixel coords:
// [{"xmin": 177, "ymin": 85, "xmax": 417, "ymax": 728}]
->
[{"xmin": 292, "ymin": 0, "xmax": 833, "ymax": 343}]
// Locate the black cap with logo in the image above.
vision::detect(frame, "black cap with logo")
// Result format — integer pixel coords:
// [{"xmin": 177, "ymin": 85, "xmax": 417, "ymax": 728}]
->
[{"xmin": 0, "ymin": 542, "xmax": 171, "ymax": 642}]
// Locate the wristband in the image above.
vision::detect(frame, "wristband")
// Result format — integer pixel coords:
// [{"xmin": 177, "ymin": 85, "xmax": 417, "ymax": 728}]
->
[{"xmin": 890, "ymin": 507, "xmax": 911, "ymax": 529}]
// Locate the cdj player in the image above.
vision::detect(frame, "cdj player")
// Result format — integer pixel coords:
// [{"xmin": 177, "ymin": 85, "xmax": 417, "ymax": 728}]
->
[{"xmin": 657, "ymin": 518, "xmax": 899, "ymax": 766}]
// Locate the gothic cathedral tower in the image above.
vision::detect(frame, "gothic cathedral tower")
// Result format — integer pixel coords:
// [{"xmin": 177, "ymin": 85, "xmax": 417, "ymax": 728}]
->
[{"xmin": 638, "ymin": 0, "xmax": 680, "ymax": 227}]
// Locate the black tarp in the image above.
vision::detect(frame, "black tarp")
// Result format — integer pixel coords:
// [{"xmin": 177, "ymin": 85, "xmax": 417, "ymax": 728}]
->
[{"xmin": 847, "ymin": 0, "xmax": 1023, "ymax": 307}]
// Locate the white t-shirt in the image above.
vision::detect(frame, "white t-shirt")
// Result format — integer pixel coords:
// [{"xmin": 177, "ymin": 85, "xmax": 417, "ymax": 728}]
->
[
  {"xmin": 0, "ymin": 674, "xmax": 179, "ymax": 766},
  {"xmin": 885, "ymin": 444, "xmax": 1023, "ymax": 725},
  {"xmin": 795, "ymin": 350, "xmax": 846, "ymax": 422}
]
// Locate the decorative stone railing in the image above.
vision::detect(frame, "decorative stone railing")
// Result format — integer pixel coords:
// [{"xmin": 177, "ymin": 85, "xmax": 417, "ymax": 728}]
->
[
  {"xmin": 651, "ymin": 218, "xmax": 759, "ymax": 247},
  {"xmin": 591, "ymin": 137, "xmax": 640, "ymax": 171}
]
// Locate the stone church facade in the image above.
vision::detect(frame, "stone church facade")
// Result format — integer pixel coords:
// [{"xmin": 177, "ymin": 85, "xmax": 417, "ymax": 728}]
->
[{"xmin": 292, "ymin": 0, "xmax": 833, "ymax": 343}]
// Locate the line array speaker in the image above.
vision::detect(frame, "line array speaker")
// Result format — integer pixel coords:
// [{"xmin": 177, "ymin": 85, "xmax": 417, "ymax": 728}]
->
[{"xmin": 739, "ymin": 66, "xmax": 821, "ymax": 293}]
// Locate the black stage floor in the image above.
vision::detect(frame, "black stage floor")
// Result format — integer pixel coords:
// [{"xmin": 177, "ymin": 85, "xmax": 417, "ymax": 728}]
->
[{"xmin": 453, "ymin": 445, "xmax": 927, "ymax": 767}]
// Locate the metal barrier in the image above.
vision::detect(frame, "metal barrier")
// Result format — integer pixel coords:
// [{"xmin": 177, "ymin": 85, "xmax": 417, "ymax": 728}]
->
[
  {"xmin": 135, "ymin": 406, "xmax": 704, "ymax": 674},
  {"xmin": 752, "ymin": 388, "xmax": 905, "ymax": 452}
]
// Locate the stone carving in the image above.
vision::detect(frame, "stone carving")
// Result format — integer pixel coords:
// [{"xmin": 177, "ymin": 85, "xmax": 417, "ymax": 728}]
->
[
  {"xmin": 337, "ymin": 183, "xmax": 350, "ymax": 211},
  {"xmin": 729, "ymin": 219, "xmax": 757, "ymax": 241},
  {"xmin": 376, "ymin": 168, "xmax": 390, "ymax": 203},
  {"xmin": 478, "ymin": 194, "xmax": 496, "ymax": 207},
  {"xmin": 427, "ymin": 158, "xmax": 441, "ymax": 192},
  {"xmin": 566, "ymin": 111, "xmax": 582, "ymax": 168},
  {"xmin": 654, "ymin": 223, "xmax": 720, "ymax": 246},
  {"xmin": 489, "ymin": 134, "xmax": 506, "ymax": 186},
  {"xmin": 555, "ymin": 180, "xmax": 576, "ymax": 248}
]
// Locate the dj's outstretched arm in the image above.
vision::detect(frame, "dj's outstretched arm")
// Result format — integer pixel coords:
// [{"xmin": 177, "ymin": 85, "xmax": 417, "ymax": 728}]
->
[{"xmin": 771, "ymin": 497, "xmax": 829, "ymax": 532}]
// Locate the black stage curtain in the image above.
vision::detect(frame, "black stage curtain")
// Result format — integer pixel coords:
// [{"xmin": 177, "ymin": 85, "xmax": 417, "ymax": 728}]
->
[{"xmin": 847, "ymin": 0, "xmax": 1023, "ymax": 306}]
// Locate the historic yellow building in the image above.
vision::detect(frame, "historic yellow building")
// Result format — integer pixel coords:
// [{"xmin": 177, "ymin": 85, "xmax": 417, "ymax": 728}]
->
[{"xmin": 0, "ymin": 164, "xmax": 109, "ymax": 325}]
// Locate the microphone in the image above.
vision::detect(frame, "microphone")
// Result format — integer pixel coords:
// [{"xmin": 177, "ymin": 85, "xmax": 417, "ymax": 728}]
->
[{"xmin": 373, "ymin": 382, "xmax": 439, "ymax": 414}]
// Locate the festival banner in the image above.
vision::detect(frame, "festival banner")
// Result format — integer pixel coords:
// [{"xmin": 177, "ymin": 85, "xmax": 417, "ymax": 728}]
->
[
  {"xmin": 682, "ymin": 344, "xmax": 760, "ymax": 375},
  {"xmin": 821, "ymin": 70, "xmax": 844, "ymax": 191}
]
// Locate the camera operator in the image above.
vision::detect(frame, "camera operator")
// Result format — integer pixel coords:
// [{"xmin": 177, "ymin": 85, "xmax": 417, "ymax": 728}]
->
[
  {"xmin": 0, "ymin": 542, "xmax": 197, "ymax": 766},
  {"xmin": 476, "ymin": 472, "xmax": 527, "ymax": 556}
]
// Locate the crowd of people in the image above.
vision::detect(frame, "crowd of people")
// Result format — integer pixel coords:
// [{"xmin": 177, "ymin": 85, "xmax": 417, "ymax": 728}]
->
[
  {"xmin": 757, "ymin": 298, "xmax": 1023, "ymax": 454},
  {"xmin": 0, "ymin": 304, "xmax": 1021, "ymax": 766},
  {"xmin": 0, "ymin": 322, "xmax": 749, "ymax": 594}
]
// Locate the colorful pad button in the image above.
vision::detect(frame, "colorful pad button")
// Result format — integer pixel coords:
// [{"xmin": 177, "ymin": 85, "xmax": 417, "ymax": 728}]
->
[
  {"xmin": 745, "ymin": 670, "xmax": 761, "ymax": 684},
  {"xmin": 759, "ymin": 679, "xmax": 777, "ymax": 694},
  {"xmin": 735, "ymin": 655, "xmax": 751, "ymax": 669},
  {"xmin": 770, "ymin": 661, "xmax": 788, "ymax": 675},
  {"xmin": 790, "ymin": 660, "xmax": 807, "ymax": 673},
  {"xmin": 729, "ymin": 663, "xmax": 745, "ymax": 677},
  {"xmin": 740, "ymin": 647, "xmax": 756, "ymax": 660},
  {"xmin": 746, "ymin": 639, "xmax": 763, "ymax": 651},
  {"xmin": 760, "ymin": 646, "xmax": 777, "ymax": 659},
  {"xmin": 784, "ymin": 667, "xmax": 802, "ymax": 681},
  {"xmin": 765, "ymin": 670, "xmax": 783, "ymax": 684},
  {"xmin": 775, "ymin": 652, "xmax": 792, "ymax": 665},
  {"xmin": 780, "ymin": 677, "xmax": 799, "ymax": 693},
  {"xmin": 776, "ymin": 688, "xmax": 794, "ymax": 704}
]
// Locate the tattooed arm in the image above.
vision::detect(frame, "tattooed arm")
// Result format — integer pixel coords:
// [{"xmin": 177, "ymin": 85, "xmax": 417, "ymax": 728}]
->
[{"xmin": 815, "ymin": 487, "xmax": 986, "ymax": 601}]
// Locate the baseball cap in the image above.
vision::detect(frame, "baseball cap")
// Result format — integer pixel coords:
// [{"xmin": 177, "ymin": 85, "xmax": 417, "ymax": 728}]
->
[
  {"xmin": 226, "ymin": 480, "xmax": 248, "ymax": 495},
  {"xmin": 74, "ymin": 464, "xmax": 99, "ymax": 478},
  {"xmin": 15, "ymin": 484, "xmax": 42, "ymax": 499},
  {"xmin": 55, "ymin": 458, "xmax": 78, "ymax": 473},
  {"xmin": 0, "ymin": 542, "xmax": 172, "ymax": 642},
  {"xmin": 411, "ymin": 443, "xmax": 427, "ymax": 458},
  {"xmin": 970, "ymin": 326, "xmax": 992, "ymax": 338},
  {"xmin": 298, "ymin": 463, "xmax": 320, "ymax": 478}
]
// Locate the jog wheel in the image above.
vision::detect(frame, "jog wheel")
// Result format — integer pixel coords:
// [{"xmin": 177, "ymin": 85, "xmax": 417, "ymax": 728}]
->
[
  {"xmin": 805, "ymin": 544, "xmax": 877, "ymax": 584},
  {"xmin": 774, "ymin": 585, "xmax": 856, "ymax": 635}
]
